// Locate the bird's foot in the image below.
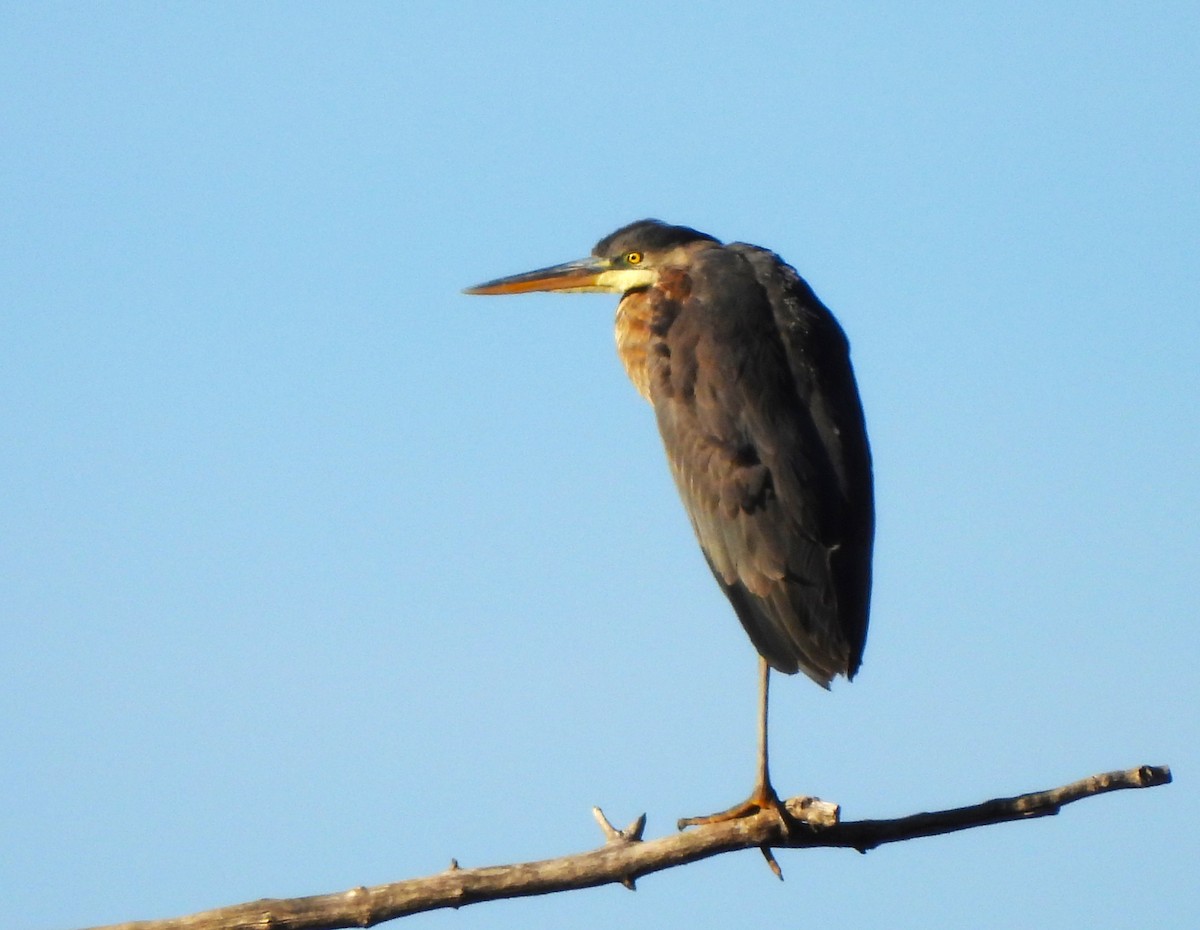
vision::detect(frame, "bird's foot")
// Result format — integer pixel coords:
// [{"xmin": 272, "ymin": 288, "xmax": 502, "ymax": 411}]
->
[{"xmin": 677, "ymin": 783, "xmax": 790, "ymax": 832}]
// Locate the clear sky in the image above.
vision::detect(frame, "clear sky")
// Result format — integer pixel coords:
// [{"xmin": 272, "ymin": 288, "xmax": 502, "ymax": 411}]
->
[{"xmin": 2, "ymin": 4, "xmax": 1196, "ymax": 928}]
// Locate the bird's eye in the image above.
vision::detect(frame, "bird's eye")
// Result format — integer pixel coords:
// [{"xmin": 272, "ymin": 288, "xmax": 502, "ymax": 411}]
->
[{"xmin": 625, "ymin": 251, "xmax": 643, "ymax": 265}]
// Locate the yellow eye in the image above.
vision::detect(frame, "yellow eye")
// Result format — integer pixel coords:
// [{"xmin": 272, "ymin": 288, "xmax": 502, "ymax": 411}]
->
[{"xmin": 625, "ymin": 251, "xmax": 643, "ymax": 265}]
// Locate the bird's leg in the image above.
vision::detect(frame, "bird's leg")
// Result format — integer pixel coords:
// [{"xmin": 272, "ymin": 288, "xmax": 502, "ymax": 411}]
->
[{"xmin": 677, "ymin": 656, "xmax": 788, "ymax": 829}]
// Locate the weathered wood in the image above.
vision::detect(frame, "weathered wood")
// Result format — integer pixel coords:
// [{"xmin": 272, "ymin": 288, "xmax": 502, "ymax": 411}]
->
[{"xmin": 89, "ymin": 764, "xmax": 1171, "ymax": 930}]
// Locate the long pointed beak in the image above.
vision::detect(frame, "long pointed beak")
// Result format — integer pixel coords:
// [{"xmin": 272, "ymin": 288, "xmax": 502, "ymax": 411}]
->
[{"xmin": 463, "ymin": 257, "xmax": 611, "ymax": 295}]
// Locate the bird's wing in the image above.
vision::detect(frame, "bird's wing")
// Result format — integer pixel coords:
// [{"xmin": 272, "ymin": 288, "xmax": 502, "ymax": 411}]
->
[
  {"xmin": 646, "ymin": 247, "xmax": 873, "ymax": 683},
  {"xmin": 731, "ymin": 244, "xmax": 875, "ymax": 675}
]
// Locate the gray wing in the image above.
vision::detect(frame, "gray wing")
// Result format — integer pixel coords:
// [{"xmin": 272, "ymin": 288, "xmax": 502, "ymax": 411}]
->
[
  {"xmin": 731, "ymin": 244, "xmax": 875, "ymax": 675},
  {"xmin": 645, "ymin": 246, "xmax": 874, "ymax": 684}
]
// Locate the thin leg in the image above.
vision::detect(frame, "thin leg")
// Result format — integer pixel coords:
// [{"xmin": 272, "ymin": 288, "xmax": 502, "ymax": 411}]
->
[
  {"xmin": 755, "ymin": 654, "xmax": 773, "ymax": 799},
  {"xmin": 677, "ymin": 656, "xmax": 784, "ymax": 829}
]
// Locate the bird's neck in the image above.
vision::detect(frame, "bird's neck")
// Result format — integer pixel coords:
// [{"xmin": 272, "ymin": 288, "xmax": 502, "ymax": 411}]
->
[{"xmin": 614, "ymin": 291, "xmax": 654, "ymax": 402}]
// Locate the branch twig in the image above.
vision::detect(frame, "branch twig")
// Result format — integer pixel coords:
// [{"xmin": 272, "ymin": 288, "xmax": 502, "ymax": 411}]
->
[{"xmin": 90, "ymin": 764, "xmax": 1171, "ymax": 930}]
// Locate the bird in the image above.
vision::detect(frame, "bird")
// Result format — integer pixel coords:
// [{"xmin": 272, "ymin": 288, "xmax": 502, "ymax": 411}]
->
[{"xmin": 464, "ymin": 219, "xmax": 873, "ymax": 829}]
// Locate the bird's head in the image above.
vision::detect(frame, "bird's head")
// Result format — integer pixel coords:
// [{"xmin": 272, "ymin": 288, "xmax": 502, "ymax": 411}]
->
[{"xmin": 463, "ymin": 219, "xmax": 719, "ymax": 297}]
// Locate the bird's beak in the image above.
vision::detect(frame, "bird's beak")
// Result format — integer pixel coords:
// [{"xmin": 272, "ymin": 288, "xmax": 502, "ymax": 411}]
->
[{"xmin": 463, "ymin": 257, "xmax": 615, "ymax": 295}]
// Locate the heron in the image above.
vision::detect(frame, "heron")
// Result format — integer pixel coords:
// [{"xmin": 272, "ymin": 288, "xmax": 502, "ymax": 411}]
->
[{"xmin": 464, "ymin": 219, "xmax": 873, "ymax": 829}]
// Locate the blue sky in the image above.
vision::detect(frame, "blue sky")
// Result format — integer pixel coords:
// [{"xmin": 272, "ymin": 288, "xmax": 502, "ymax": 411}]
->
[{"xmin": 2, "ymin": 4, "xmax": 1196, "ymax": 928}]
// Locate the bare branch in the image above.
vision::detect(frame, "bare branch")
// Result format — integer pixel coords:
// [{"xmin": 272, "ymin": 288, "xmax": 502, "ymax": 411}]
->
[{"xmin": 88, "ymin": 764, "xmax": 1170, "ymax": 930}]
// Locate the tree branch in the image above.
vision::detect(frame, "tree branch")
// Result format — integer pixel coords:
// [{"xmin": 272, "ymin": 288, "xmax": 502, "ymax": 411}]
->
[{"xmin": 89, "ymin": 764, "xmax": 1171, "ymax": 930}]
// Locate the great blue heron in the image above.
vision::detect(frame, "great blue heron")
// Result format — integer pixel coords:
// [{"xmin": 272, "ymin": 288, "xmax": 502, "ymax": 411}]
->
[{"xmin": 465, "ymin": 219, "xmax": 873, "ymax": 828}]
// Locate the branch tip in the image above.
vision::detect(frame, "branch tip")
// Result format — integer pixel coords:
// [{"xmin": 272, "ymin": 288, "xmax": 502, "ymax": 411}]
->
[
  {"xmin": 592, "ymin": 806, "xmax": 646, "ymax": 844},
  {"xmin": 759, "ymin": 845, "xmax": 784, "ymax": 880},
  {"xmin": 1139, "ymin": 764, "xmax": 1171, "ymax": 786},
  {"xmin": 591, "ymin": 806, "xmax": 620, "ymax": 842}
]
